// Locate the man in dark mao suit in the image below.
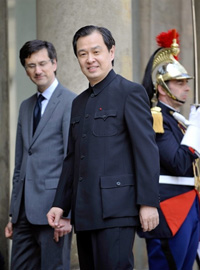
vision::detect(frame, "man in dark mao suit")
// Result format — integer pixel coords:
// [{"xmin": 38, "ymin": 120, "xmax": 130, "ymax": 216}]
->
[
  {"xmin": 47, "ymin": 25, "xmax": 160, "ymax": 270},
  {"xmin": 5, "ymin": 40, "xmax": 76, "ymax": 270}
]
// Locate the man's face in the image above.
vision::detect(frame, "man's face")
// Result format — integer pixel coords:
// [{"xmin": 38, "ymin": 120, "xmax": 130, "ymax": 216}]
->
[
  {"xmin": 76, "ymin": 31, "xmax": 115, "ymax": 86},
  {"xmin": 25, "ymin": 48, "xmax": 57, "ymax": 92},
  {"xmin": 159, "ymin": 79, "xmax": 190, "ymax": 110}
]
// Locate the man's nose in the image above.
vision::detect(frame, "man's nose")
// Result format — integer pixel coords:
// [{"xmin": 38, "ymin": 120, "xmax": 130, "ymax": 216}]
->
[
  {"xmin": 35, "ymin": 64, "xmax": 42, "ymax": 73},
  {"xmin": 87, "ymin": 53, "xmax": 94, "ymax": 63},
  {"xmin": 185, "ymin": 83, "xmax": 190, "ymax": 92}
]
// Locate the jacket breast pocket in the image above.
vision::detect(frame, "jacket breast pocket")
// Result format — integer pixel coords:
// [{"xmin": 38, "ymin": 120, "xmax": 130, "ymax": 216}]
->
[
  {"xmin": 100, "ymin": 174, "xmax": 138, "ymax": 219},
  {"xmin": 71, "ymin": 116, "xmax": 81, "ymax": 140},
  {"xmin": 93, "ymin": 110, "xmax": 118, "ymax": 136}
]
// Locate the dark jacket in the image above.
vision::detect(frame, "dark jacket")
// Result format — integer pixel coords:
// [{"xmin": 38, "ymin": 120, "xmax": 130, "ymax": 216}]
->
[{"xmin": 53, "ymin": 70, "xmax": 160, "ymax": 232}]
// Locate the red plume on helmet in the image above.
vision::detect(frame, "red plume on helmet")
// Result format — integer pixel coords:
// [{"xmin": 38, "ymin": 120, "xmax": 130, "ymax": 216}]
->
[{"xmin": 156, "ymin": 29, "xmax": 180, "ymax": 60}]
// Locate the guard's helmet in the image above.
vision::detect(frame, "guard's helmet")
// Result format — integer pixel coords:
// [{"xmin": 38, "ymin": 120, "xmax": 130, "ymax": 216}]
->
[{"xmin": 142, "ymin": 29, "xmax": 193, "ymax": 107}]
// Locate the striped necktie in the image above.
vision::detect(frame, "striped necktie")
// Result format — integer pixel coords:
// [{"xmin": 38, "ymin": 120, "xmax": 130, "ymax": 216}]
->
[{"xmin": 33, "ymin": 94, "xmax": 45, "ymax": 134}]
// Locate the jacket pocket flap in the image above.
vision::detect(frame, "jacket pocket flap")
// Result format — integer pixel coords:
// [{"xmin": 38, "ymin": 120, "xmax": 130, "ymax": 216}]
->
[
  {"xmin": 94, "ymin": 110, "xmax": 117, "ymax": 120},
  {"xmin": 71, "ymin": 116, "xmax": 81, "ymax": 126},
  {"xmin": 100, "ymin": 175, "xmax": 134, "ymax": 189}
]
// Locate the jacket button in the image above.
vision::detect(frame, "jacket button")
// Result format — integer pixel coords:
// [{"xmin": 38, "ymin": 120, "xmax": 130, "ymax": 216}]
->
[
  {"xmin": 81, "ymin": 155, "xmax": 85, "ymax": 160},
  {"xmin": 116, "ymin": 181, "xmax": 121, "ymax": 186},
  {"xmin": 28, "ymin": 149, "xmax": 32, "ymax": 155},
  {"xmin": 82, "ymin": 134, "xmax": 86, "ymax": 138},
  {"xmin": 79, "ymin": 177, "xmax": 83, "ymax": 182}
]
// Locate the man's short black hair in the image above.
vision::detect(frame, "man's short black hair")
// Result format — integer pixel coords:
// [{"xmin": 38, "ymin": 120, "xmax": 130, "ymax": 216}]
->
[
  {"xmin": 19, "ymin": 39, "xmax": 57, "ymax": 67},
  {"xmin": 72, "ymin": 25, "xmax": 115, "ymax": 65}
]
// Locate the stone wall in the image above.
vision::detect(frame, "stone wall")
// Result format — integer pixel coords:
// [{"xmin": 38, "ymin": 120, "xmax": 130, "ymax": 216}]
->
[{"xmin": 0, "ymin": 1, "xmax": 9, "ymax": 269}]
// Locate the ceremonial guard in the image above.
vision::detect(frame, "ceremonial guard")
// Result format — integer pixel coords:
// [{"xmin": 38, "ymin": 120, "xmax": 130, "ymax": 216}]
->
[{"xmin": 139, "ymin": 29, "xmax": 200, "ymax": 270}]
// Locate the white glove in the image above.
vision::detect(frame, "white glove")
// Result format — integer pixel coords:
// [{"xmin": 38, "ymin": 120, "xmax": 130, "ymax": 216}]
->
[
  {"xmin": 181, "ymin": 105, "xmax": 200, "ymax": 154},
  {"xmin": 173, "ymin": 111, "xmax": 190, "ymax": 126},
  {"xmin": 188, "ymin": 105, "xmax": 200, "ymax": 128}
]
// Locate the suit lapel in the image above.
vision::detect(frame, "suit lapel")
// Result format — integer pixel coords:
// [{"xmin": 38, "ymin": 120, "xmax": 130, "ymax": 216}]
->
[{"xmin": 30, "ymin": 86, "xmax": 62, "ymax": 146}]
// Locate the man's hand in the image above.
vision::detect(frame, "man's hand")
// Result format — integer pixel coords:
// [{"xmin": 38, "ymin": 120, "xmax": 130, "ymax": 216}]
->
[
  {"xmin": 47, "ymin": 207, "xmax": 64, "ymax": 228},
  {"xmin": 54, "ymin": 218, "xmax": 72, "ymax": 242},
  {"xmin": 5, "ymin": 221, "xmax": 13, "ymax": 239},
  {"xmin": 139, "ymin": 205, "xmax": 159, "ymax": 232},
  {"xmin": 188, "ymin": 105, "xmax": 200, "ymax": 128},
  {"xmin": 181, "ymin": 105, "xmax": 200, "ymax": 154}
]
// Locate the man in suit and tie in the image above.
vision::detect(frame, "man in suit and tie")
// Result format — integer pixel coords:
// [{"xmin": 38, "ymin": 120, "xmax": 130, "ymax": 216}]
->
[
  {"xmin": 5, "ymin": 40, "xmax": 76, "ymax": 270},
  {"xmin": 47, "ymin": 25, "xmax": 160, "ymax": 270}
]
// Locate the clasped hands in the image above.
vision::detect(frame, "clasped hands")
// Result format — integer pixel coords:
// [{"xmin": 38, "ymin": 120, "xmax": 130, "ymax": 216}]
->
[{"xmin": 47, "ymin": 207, "xmax": 72, "ymax": 242}]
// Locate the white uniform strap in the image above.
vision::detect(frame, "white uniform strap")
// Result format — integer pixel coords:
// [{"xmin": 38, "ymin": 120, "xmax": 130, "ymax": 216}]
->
[{"xmin": 159, "ymin": 175, "xmax": 195, "ymax": 186}]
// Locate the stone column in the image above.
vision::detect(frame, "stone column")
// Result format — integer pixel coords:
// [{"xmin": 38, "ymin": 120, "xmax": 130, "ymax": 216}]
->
[
  {"xmin": 36, "ymin": 0, "xmax": 133, "ymax": 94},
  {"xmin": 195, "ymin": 0, "xmax": 200, "ymax": 105},
  {"xmin": 0, "ymin": 1, "xmax": 9, "ymax": 269}
]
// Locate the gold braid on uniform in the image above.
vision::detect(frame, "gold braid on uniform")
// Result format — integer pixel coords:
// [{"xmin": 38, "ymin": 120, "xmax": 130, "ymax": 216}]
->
[
  {"xmin": 151, "ymin": 106, "xmax": 164, "ymax": 133},
  {"xmin": 193, "ymin": 160, "xmax": 200, "ymax": 193}
]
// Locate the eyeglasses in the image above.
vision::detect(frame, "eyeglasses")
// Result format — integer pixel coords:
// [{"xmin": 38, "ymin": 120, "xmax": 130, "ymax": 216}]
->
[{"xmin": 25, "ymin": 59, "xmax": 53, "ymax": 70}]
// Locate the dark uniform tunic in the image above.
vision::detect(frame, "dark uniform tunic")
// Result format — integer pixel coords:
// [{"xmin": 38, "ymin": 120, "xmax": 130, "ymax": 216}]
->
[{"xmin": 139, "ymin": 100, "xmax": 200, "ymax": 270}]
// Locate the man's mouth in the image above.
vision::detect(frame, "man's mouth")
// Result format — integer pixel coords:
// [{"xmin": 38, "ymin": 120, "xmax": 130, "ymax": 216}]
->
[
  {"xmin": 87, "ymin": 66, "xmax": 98, "ymax": 72},
  {"xmin": 35, "ymin": 75, "xmax": 44, "ymax": 79}
]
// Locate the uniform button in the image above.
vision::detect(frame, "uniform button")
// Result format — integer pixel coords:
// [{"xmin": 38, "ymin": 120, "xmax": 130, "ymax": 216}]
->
[
  {"xmin": 85, "ymin": 114, "xmax": 89, "ymax": 118},
  {"xmin": 79, "ymin": 177, "xmax": 83, "ymax": 182},
  {"xmin": 28, "ymin": 149, "xmax": 32, "ymax": 155},
  {"xmin": 81, "ymin": 155, "xmax": 85, "ymax": 160},
  {"xmin": 116, "ymin": 181, "xmax": 121, "ymax": 186},
  {"xmin": 91, "ymin": 93, "xmax": 95, "ymax": 98},
  {"xmin": 82, "ymin": 134, "xmax": 86, "ymax": 138}
]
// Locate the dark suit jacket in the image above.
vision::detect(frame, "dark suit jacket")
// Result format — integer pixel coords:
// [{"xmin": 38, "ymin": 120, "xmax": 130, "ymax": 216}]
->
[
  {"xmin": 10, "ymin": 82, "xmax": 76, "ymax": 225},
  {"xmin": 138, "ymin": 101, "xmax": 197, "ymax": 238},
  {"xmin": 53, "ymin": 70, "xmax": 160, "ymax": 232}
]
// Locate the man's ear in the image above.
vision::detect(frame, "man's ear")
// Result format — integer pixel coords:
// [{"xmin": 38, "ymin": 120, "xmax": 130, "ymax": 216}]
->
[
  {"xmin": 157, "ymin": 84, "xmax": 166, "ymax": 96},
  {"xmin": 52, "ymin": 59, "xmax": 57, "ymax": 72},
  {"xmin": 110, "ymin": 45, "xmax": 115, "ymax": 61}
]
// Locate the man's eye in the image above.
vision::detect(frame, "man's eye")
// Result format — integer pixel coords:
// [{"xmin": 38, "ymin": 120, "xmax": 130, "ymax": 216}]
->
[
  {"xmin": 28, "ymin": 64, "xmax": 36, "ymax": 68},
  {"xmin": 178, "ymin": 81, "xmax": 183, "ymax": 85},
  {"xmin": 40, "ymin": 62, "xmax": 46, "ymax": 66}
]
